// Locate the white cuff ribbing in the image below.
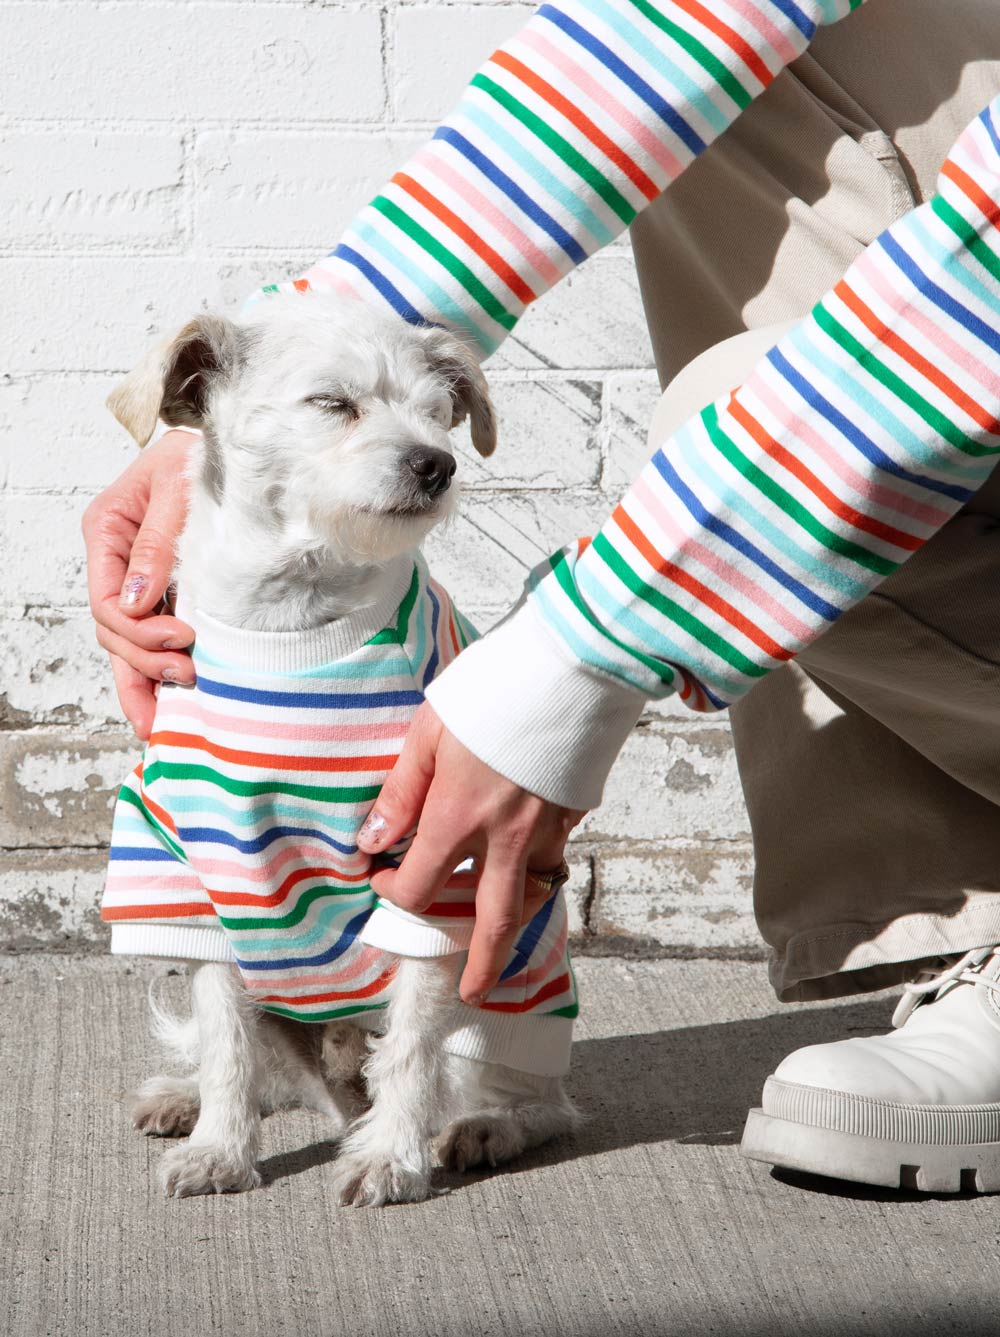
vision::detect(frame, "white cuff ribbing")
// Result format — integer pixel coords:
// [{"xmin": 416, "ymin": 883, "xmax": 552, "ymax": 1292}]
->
[{"xmin": 424, "ymin": 600, "xmax": 646, "ymax": 810}]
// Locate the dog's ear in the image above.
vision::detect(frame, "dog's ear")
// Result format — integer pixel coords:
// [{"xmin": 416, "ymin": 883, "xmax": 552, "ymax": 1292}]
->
[
  {"xmin": 422, "ymin": 329, "xmax": 497, "ymax": 458},
  {"xmin": 106, "ymin": 314, "xmax": 242, "ymax": 447}
]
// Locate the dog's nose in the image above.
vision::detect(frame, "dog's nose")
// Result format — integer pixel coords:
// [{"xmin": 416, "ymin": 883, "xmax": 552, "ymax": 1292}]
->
[{"xmin": 404, "ymin": 446, "xmax": 457, "ymax": 497}]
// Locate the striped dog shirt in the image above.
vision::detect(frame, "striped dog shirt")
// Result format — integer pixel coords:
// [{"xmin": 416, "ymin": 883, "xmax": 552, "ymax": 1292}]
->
[{"xmin": 101, "ymin": 556, "xmax": 577, "ymax": 1076}]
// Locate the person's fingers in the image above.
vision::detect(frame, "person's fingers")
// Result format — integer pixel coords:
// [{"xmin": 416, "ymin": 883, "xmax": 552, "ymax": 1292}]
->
[
  {"xmin": 458, "ymin": 851, "xmax": 527, "ymax": 1005},
  {"xmin": 95, "ymin": 622, "xmax": 196, "ymax": 685},
  {"xmin": 357, "ymin": 703, "xmax": 442, "ymax": 853},
  {"xmin": 116, "ymin": 466, "xmax": 190, "ymax": 618},
  {"xmin": 110, "ymin": 654, "xmax": 159, "ymax": 739},
  {"xmin": 368, "ymin": 826, "xmax": 471, "ymax": 915}
]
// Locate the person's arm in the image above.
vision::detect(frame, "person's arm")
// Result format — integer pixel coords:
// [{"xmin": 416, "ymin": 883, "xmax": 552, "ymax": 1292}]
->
[
  {"xmin": 421, "ymin": 96, "xmax": 1000, "ymax": 810},
  {"xmin": 251, "ymin": 0, "xmax": 865, "ymax": 351}
]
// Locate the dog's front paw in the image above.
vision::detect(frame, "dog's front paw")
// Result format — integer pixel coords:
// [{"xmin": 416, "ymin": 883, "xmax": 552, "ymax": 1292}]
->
[
  {"xmin": 332, "ymin": 1153, "xmax": 433, "ymax": 1207},
  {"xmin": 159, "ymin": 1142, "xmax": 262, "ymax": 1198},
  {"xmin": 436, "ymin": 1115, "xmax": 524, "ymax": 1172},
  {"xmin": 132, "ymin": 1075, "xmax": 200, "ymax": 1137}
]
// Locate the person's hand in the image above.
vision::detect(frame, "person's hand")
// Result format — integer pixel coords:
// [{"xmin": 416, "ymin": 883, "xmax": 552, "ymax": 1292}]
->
[
  {"xmin": 357, "ymin": 702, "xmax": 585, "ymax": 1004},
  {"xmin": 81, "ymin": 429, "xmax": 197, "ymax": 739}
]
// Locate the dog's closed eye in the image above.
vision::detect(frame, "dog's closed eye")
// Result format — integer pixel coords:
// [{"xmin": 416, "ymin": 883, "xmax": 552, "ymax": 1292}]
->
[{"xmin": 305, "ymin": 393, "xmax": 361, "ymax": 422}]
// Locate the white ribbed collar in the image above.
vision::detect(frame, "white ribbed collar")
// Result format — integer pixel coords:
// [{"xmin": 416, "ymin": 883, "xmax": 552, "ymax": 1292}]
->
[{"xmin": 174, "ymin": 555, "xmax": 417, "ymax": 674}]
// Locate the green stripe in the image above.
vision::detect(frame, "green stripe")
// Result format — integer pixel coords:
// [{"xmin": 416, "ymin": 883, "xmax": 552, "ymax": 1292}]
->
[
  {"xmin": 703, "ymin": 403, "xmax": 897, "ymax": 577},
  {"xmin": 934, "ymin": 194, "xmax": 1000, "ymax": 302},
  {"xmin": 815, "ymin": 299, "xmax": 993, "ymax": 458},
  {"xmin": 117, "ymin": 783, "xmax": 186, "ymax": 862},
  {"xmin": 217, "ymin": 882, "xmax": 372, "ymax": 933},
  {"xmin": 143, "ymin": 759, "xmax": 381, "ymax": 806},
  {"xmin": 548, "ymin": 1003, "xmax": 579, "ymax": 1019},
  {"xmin": 372, "ymin": 196, "xmax": 516, "ymax": 331},
  {"xmin": 394, "ymin": 563, "xmax": 421, "ymax": 643},
  {"xmin": 625, "ymin": 0, "xmax": 753, "ymax": 110},
  {"xmin": 592, "ymin": 532, "xmax": 769, "ymax": 679},
  {"xmin": 261, "ymin": 1001, "xmax": 386, "ymax": 1023},
  {"xmin": 550, "ymin": 547, "xmax": 678, "ymax": 686},
  {"xmin": 472, "ymin": 72, "xmax": 636, "ymax": 226}
]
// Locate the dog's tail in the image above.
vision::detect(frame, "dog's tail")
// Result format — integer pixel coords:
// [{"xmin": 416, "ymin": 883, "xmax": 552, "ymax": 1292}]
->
[{"xmin": 147, "ymin": 977, "xmax": 200, "ymax": 1068}]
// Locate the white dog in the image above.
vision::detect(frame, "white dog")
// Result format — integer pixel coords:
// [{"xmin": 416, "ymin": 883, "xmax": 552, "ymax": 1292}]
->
[{"xmin": 102, "ymin": 292, "xmax": 579, "ymax": 1205}]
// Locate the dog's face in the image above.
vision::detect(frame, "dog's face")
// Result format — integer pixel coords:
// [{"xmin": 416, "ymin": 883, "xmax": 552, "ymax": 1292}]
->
[{"xmin": 107, "ymin": 292, "xmax": 496, "ymax": 565}]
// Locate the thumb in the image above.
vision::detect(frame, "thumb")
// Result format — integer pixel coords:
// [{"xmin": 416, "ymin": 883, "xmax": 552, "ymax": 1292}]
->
[
  {"xmin": 119, "ymin": 466, "xmax": 189, "ymax": 617},
  {"xmin": 358, "ymin": 703, "xmax": 442, "ymax": 853}
]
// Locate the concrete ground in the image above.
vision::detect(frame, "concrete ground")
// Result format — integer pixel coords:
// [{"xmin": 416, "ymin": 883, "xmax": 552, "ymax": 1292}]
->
[{"xmin": 2, "ymin": 954, "xmax": 998, "ymax": 1337}]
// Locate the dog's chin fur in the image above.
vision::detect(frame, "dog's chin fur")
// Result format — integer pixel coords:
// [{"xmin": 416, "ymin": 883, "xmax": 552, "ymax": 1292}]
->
[{"xmin": 113, "ymin": 291, "xmax": 578, "ymax": 1204}]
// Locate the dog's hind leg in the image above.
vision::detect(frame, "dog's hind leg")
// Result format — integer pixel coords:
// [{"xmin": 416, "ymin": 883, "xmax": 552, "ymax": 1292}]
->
[
  {"xmin": 132, "ymin": 1075, "xmax": 201, "ymax": 1137},
  {"xmin": 159, "ymin": 963, "xmax": 263, "ymax": 1197},
  {"xmin": 436, "ymin": 1058, "xmax": 580, "ymax": 1172},
  {"xmin": 332, "ymin": 955, "xmax": 456, "ymax": 1207}
]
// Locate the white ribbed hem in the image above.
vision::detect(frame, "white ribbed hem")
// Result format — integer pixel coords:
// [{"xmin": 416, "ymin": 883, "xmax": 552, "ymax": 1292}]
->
[
  {"xmin": 425, "ymin": 600, "xmax": 646, "ymax": 810},
  {"xmin": 440, "ymin": 1002, "xmax": 573, "ymax": 1076},
  {"xmin": 146, "ymin": 421, "xmax": 203, "ymax": 448},
  {"xmin": 360, "ymin": 903, "xmax": 475, "ymax": 956},
  {"xmin": 110, "ymin": 922, "xmax": 235, "ymax": 962},
  {"xmin": 174, "ymin": 555, "xmax": 416, "ymax": 672}
]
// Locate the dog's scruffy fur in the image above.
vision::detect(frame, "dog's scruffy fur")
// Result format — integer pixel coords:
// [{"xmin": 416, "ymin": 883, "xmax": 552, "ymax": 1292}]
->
[{"xmin": 108, "ymin": 292, "xmax": 578, "ymax": 1205}]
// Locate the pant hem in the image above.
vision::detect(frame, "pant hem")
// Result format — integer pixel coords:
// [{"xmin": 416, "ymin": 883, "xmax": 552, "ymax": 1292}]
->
[{"xmin": 769, "ymin": 897, "xmax": 1000, "ymax": 1002}]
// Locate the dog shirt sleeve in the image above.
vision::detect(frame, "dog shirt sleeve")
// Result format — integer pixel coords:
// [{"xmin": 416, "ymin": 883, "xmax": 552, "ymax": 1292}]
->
[
  {"xmin": 247, "ymin": 0, "xmax": 866, "ymax": 357},
  {"xmin": 424, "ymin": 99, "xmax": 1000, "ymax": 808}
]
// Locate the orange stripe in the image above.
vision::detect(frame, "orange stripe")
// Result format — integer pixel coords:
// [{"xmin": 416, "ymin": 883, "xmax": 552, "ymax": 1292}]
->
[
  {"xmin": 257, "ymin": 966, "xmax": 396, "ymax": 1007},
  {"xmin": 727, "ymin": 396, "xmax": 922, "ymax": 552},
  {"xmin": 292, "ymin": 278, "xmax": 311, "ymax": 294},
  {"xmin": 102, "ymin": 903, "xmax": 213, "ymax": 921},
  {"xmin": 671, "ymin": 0, "xmax": 774, "ymax": 89},
  {"xmin": 481, "ymin": 971, "xmax": 572, "ymax": 1014},
  {"xmin": 835, "ymin": 278, "xmax": 1000, "ymax": 436},
  {"xmin": 139, "ymin": 786, "xmax": 180, "ymax": 837},
  {"xmin": 392, "ymin": 172, "xmax": 536, "ymax": 305},
  {"xmin": 150, "ymin": 730, "xmax": 397, "ymax": 774},
  {"xmin": 941, "ymin": 157, "xmax": 1000, "ymax": 234},
  {"xmin": 491, "ymin": 50, "xmax": 659, "ymax": 200},
  {"xmin": 614, "ymin": 505, "xmax": 792, "ymax": 662},
  {"xmin": 209, "ymin": 864, "xmax": 369, "ymax": 909}
]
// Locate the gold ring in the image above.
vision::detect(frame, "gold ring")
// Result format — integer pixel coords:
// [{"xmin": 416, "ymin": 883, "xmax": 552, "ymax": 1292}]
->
[{"xmin": 525, "ymin": 858, "xmax": 571, "ymax": 895}]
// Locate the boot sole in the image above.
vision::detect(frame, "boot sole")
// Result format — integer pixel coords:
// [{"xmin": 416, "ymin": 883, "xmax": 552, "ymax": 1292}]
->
[{"xmin": 742, "ymin": 1094, "xmax": 1000, "ymax": 1194}]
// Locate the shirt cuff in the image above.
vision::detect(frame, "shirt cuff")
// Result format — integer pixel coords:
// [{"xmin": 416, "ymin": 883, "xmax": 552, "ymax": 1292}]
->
[
  {"xmin": 424, "ymin": 599, "xmax": 646, "ymax": 810},
  {"xmin": 146, "ymin": 420, "xmax": 203, "ymax": 448}
]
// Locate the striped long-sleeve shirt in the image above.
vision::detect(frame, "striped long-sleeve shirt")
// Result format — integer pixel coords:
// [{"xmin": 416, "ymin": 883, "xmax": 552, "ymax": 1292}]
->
[
  {"xmin": 102, "ymin": 558, "xmax": 576, "ymax": 1076},
  {"xmin": 247, "ymin": 0, "xmax": 1000, "ymax": 810}
]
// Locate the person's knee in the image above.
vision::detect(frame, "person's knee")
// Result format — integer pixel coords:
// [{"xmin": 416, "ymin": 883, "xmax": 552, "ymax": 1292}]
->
[{"xmin": 647, "ymin": 320, "xmax": 798, "ymax": 452}]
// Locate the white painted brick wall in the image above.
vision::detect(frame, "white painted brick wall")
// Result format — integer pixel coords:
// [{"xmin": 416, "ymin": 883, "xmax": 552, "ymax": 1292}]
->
[{"xmin": 0, "ymin": 0, "xmax": 755, "ymax": 954}]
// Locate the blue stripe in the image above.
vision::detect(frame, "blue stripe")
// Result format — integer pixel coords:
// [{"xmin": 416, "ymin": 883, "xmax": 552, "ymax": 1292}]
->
[
  {"xmin": 651, "ymin": 448, "xmax": 840, "ymax": 621},
  {"xmin": 434, "ymin": 125, "xmax": 587, "ymax": 265},
  {"xmin": 879, "ymin": 230, "xmax": 1000, "ymax": 360},
  {"xmin": 176, "ymin": 824, "xmax": 357, "ymax": 858},
  {"xmin": 109, "ymin": 846, "xmax": 177, "ymax": 863},
  {"xmin": 330, "ymin": 243, "xmax": 426, "ymax": 326},
  {"xmin": 763, "ymin": 0, "xmax": 815, "ymax": 40},
  {"xmin": 540, "ymin": 5, "xmax": 706, "ymax": 155},
  {"xmin": 196, "ymin": 675, "xmax": 423, "ymax": 710},
  {"xmin": 980, "ymin": 101, "xmax": 1000, "ymax": 161},
  {"xmin": 767, "ymin": 344, "xmax": 974, "ymax": 504},
  {"xmin": 500, "ymin": 893, "xmax": 557, "ymax": 983},
  {"xmin": 422, "ymin": 584, "xmax": 441, "ymax": 688},
  {"xmin": 236, "ymin": 907, "xmax": 372, "ymax": 971}
]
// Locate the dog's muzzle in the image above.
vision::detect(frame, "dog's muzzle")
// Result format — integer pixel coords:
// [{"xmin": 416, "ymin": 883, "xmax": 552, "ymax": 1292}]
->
[{"xmin": 404, "ymin": 446, "xmax": 457, "ymax": 498}]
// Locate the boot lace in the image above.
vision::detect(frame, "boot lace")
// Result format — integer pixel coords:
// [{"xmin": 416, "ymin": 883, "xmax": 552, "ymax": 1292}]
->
[{"xmin": 892, "ymin": 945, "xmax": 1000, "ymax": 1029}]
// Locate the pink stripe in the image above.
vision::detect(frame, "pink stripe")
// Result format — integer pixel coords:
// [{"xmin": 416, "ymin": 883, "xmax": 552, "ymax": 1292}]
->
[
  {"xmin": 491, "ymin": 922, "xmax": 568, "ymax": 995},
  {"xmin": 415, "ymin": 146, "xmax": 562, "ymax": 289},
  {"xmin": 749, "ymin": 367, "xmax": 955, "ymax": 529},
  {"xmin": 193, "ymin": 844, "xmax": 366, "ymax": 885},
  {"xmin": 105, "ymin": 875, "xmax": 207, "ymax": 896},
  {"xmin": 245, "ymin": 946, "xmax": 384, "ymax": 993},
  {"xmin": 163, "ymin": 697, "xmax": 409, "ymax": 744},
  {"xmin": 516, "ymin": 28, "xmax": 682, "ymax": 181},
  {"xmin": 301, "ymin": 262, "xmax": 364, "ymax": 303},
  {"xmin": 629, "ymin": 475, "xmax": 815, "ymax": 643},
  {"xmin": 717, "ymin": 0, "xmax": 801, "ymax": 66},
  {"xmin": 855, "ymin": 248, "xmax": 1000, "ymax": 407}
]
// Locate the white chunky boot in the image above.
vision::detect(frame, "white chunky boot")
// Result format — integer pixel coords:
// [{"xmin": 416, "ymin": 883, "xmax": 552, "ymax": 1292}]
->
[{"xmin": 741, "ymin": 946, "xmax": 1000, "ymax": 1192}]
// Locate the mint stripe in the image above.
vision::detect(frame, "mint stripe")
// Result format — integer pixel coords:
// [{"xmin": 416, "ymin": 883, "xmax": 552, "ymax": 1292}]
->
[
  {"xmin": 117, "ymin": 784, "xmax": 186, "ymax": 862},
  {"xmin": 932, "ymin": 193, "xmax": 1000, "ymax": 293},
  {"xmin": 625, "ymin": 0, "xmax": 754, "ymax": 109},
  {"xmin": 530, "ymin": 572, "xmax": 661, "ymax": 694},
  {"xmin": 372, "ymin": 195, "xmax": 517, "ymax": 330},
  {"xmin": 472, "ymin": 72, "xmax": 635, "ymax": 225},
  {"xmin": 814, "ymin": 302, "xmax": 992, "ymax": 459},
  {"xmin": 703, "ymin": 403, "xmax": 896, "ymax": 577}
]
